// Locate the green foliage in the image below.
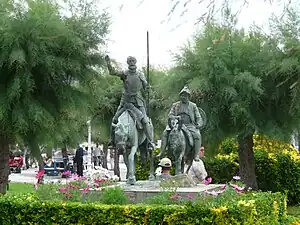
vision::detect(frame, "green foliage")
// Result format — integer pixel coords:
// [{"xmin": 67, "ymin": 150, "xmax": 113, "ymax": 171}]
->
[
  {"xmin": 168, "ymin": 7, "xmax": 300, "ymax": 155},
  {"xmin": 99, "ymin": 187, "xmax": 129, "ymax": 205},
  {"xmin": 206, "ymin": 147, "xmax": 300, "ymax": 205},
  {"xmin": 135, "ymin": 148, "xmax": 176, "ymax": 180},
  {"xmin": 0, "ymin": 192, "xmax": 287, "ymax": 224}
]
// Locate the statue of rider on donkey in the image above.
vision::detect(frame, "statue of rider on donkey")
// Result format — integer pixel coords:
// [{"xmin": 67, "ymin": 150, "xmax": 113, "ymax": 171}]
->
[{"xmin": 157, "ymin": 86, "xmax": 206, "ymax": 175}]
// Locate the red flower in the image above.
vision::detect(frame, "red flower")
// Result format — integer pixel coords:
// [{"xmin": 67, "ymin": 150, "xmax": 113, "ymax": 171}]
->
[
  {"xmin": 35, "ymin": 170, "xmax": 45, "ymax": 179},
  {"xmin": 169, "ymin": 193, "xmax": 181, "ymax": 200},
  {"xmin": 82, "ymin": 187, "xmax": 90, "ymax": 194}
]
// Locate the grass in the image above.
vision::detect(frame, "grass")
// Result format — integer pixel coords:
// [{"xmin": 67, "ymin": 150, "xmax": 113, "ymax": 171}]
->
[{"xmin": 7, "ymin": 182, "xmax": 34, "ymax": 194}]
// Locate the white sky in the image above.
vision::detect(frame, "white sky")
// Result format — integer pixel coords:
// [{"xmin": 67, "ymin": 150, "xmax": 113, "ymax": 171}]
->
[{"xmin": 102, "ymin": 0, "xmax": 287, "ymax": 68}]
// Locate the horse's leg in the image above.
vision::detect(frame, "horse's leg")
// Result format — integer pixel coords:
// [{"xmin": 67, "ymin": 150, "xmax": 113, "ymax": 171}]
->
[
  {"xmin": 140, "ymin": 143, "xmax": 147, "ymax": 167},
  {"xmin": 127, "ymin": 145, "xmax": 137, "ymax": 185},
  {"xmin": 123, "ymin": 150, "xmax": 129, "ymax": 179},
  {"xmin": 148, "ymin": 143, "xmax": 155, "ymax": 180}
]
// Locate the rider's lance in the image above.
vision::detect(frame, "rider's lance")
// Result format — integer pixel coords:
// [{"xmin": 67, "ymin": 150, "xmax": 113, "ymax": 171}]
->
[{"xmin": 146, "ymin": 31, "xmax": 150, "ymax": 116}]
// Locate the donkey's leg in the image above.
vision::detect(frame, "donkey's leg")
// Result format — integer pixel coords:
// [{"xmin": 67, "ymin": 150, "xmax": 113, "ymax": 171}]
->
[
  {"xmin": 128, "ymin": 145, "xmax": 137, "ymax": 185},
  {"xmin": 174, "ymin": 150, "xmax": 181, "ymax": 175}
]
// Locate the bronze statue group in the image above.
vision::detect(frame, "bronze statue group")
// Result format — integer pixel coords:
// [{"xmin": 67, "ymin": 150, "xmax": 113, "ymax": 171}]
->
[{"xmin": 105, "ymin": 55, "xmax": 207, "ymax": 185}]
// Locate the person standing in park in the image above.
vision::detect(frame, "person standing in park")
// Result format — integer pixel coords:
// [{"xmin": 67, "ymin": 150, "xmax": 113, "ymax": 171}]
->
[{"xmin": 74, "ymin": 144, "xmax": 84, "ymax": 176}]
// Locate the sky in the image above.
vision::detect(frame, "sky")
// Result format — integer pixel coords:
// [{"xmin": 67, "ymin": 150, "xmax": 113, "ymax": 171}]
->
[{"xmin": 102, "ymin": 0, "xmax": 287, "ymax": 68}]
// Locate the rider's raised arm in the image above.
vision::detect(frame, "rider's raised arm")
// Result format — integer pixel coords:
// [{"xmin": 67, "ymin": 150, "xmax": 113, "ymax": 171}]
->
[
  {"xmin": 105, "ymin": 55, "xmax": 125, "ymax": 79},
  {"xmin": 107, "ymin": 63, "xmax": 124, "ymax": 78},
  {"xmin": 193, "ymin": 104, "xmax": 202, "ymax": 128}
]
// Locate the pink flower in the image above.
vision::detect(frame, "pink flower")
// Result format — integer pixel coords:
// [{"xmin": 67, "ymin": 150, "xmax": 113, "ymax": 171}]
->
[
  {"xmin": 62, "ymin": 171, "xmax": 71, "ymax": 176},
  {"xmin": 203, "ymin": 177, "xmax": 212, "ymax": 185},
  {"xmin": 95, "ymin": 178, "xmax": 106, "ymax": 184},
  {"xmin": 82, "ymin": 187, "xmax": 90, "ymax": 194},
  {"xmin": 71, "ymin": 174, "xmax": 79, "ymax": 180},
  {"xmin": 35, "ymin": 170, "xmax": 45, "ymax": 179},
  {"xmin": 64, "ymin": 193, "xmax": 73, "ymax": 198},
  {"xmin": 204, "ymin": 190, "xmax": 218, "ymax": 196},
  {"xmin": 169, "ymin": 193, "xmax": 181, "ymax": 200},
  {"xmin": 59, "ymin": 187, "xmax": 68, "ymax": 193},
  {"xmin": 186, "ymin": 193, "xmax": 195, "ymax": 199},
  {"xmin": 220, "ymin": 184, "xmax": 227, "ymax": 190},
  {"xmin": 230, "ymin": 183, "xmax": 245, "ymax": 193}
]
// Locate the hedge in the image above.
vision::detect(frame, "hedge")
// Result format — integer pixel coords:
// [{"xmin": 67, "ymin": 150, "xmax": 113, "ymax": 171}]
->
[{"xmin": 0, "ymin": 192, "xmax": 287, "ymax": 224}]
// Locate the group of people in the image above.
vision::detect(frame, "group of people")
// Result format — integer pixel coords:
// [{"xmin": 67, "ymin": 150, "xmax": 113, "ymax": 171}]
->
[{"xmin": 73, "ymin": 144, "xmax": 104, "ymax": 177}]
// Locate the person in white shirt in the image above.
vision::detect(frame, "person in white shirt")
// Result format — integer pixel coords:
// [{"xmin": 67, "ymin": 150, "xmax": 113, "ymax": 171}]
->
[{"xmin": 186, "ymin": 147, "xmax": 207, "ymax": 184}]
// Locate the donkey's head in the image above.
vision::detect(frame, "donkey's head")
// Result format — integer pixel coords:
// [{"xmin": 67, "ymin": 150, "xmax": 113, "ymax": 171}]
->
[
  {"xmin": 168, "ymin": 116, "xmax": 184, "ymax": 151},
  {"xmin": 168, "ymin": 115, "xmax": 182, "ymax": 130}
]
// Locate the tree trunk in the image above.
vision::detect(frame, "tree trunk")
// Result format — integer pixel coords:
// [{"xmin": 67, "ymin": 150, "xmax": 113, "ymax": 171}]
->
[
  {"xmin": 0, "ymin": 137, "xmax": 10, "ymax": 194},
  {"xmin": 237, "ymin": 132, "xmax": 258, "ymax": 190}
]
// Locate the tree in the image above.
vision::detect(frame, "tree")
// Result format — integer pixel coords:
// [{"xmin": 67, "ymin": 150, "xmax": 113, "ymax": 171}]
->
[
  {"xmin": 0, "ymin": 0, "xmax": 109, "ymax": 193},
  {"xmin": 170, "ymin": 8, "xmax": 300, "ymax": 189}
]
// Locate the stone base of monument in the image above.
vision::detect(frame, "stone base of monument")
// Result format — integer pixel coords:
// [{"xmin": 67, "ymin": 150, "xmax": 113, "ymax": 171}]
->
[{"xmin": 103, "ymin": 174, "xmax": 222, "ymax": 202}]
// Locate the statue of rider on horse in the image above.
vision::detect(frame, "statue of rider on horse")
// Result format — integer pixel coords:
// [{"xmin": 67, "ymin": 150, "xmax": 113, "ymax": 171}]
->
[
  {"xmin": 105, "ymin": 55, "xmax": 155, "ymax": 150},
  {"xmin": 105, "ymin": 55, "xmax": 155, "ymax": 184},
  {"xmin": 157, "ymin": 86, "xmax": 207, "ymax": 174}
]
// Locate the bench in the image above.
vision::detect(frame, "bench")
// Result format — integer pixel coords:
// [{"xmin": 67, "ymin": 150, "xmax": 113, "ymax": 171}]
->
[{"xmin": 44, "ymin": 167, "xmax": 64, "ymax": 176}]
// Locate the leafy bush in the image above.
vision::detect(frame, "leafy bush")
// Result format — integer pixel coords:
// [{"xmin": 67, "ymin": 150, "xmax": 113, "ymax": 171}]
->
[
  {"xmin": 136, "ymin": 148, "xmax": 176, "ymax": 180},
  {"xmin": 219, "ymin": 135, "xmax": 296, "ymax": 154},
  {"xmin": 0, "ymin": 192, "xmax": 287, "ymax": 224},
  {"xmin": 206, "ymin": 147, "xmax": 300, "ymax": 205},
  {"xmin": 99, "ymin": 187, "xmax": 129, "ymax": 205}
]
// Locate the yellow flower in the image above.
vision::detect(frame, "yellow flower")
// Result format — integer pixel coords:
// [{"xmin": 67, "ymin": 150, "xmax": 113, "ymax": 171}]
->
[{"xmin": 211, "ymin": 206, "xmax": 227, "ymax": 213}]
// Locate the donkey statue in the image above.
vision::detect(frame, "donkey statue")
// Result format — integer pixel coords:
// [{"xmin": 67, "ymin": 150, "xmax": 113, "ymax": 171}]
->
[
  {"xmin": 167, "ymin": 115, "xmax": 193, "ymax": 175},
  {"xmin": 113, "ymin": 110, "xmax": 155, "ymax": 185}
]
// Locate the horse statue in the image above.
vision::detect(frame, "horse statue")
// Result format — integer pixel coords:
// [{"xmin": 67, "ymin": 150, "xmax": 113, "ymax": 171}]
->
[
  {"xmin": 113, "ymin": 110, "xmax": 155, "ymax": 185},
  {"xmin": 167, "ymin": 107, "xmax": 207, "ymax": 175}
]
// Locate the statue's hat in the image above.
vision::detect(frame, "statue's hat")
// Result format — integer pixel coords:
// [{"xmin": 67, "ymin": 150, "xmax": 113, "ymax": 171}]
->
[{"xmin": 179, "ymin": 86, "xmax": 191, "ymax": 95}]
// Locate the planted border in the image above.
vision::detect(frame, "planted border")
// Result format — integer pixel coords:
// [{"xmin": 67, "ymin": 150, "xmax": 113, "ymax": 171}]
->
[{"xmin": 0, "ymin": 192, "xmax": 287, "ymax": 224}]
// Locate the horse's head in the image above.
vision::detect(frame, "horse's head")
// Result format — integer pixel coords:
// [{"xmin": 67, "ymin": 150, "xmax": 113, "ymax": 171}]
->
[{"xmin": 113, "ymin": 123, "xmax": 129, "ymax": 150}]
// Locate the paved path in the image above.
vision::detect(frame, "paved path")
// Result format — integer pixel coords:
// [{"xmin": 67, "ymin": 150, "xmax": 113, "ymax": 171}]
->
[{"xmin": 9, "ymin": 163, "xmax": 128, "ymax": 184}]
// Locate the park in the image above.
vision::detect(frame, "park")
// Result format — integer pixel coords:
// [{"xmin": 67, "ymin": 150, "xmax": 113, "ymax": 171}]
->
[{"xmin": 1, "ymin": 0, "xmax": 300, "ymax": 224}]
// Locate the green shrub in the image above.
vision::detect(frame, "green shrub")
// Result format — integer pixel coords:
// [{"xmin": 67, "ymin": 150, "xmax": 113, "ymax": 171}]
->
[
  {"xmin": 219, "ymin": 137, "xmax": 238, "ymax": 154},
  {"xmin": 136, "ymin": 148, "xmax": 175, "ymax": 180},
  {"xmin": 203, "ymin": 154, "xmax": 239, "ymax": 184},
  {"xmin": 99, "ymin": 187, "xmax": 129, "ymax": 205},
  {"xmin": 206, "ymin": 148, "xmax": 300, "ymax": 205},
  {"xmin": 0, "ymin": 192, "xmax": 287, "ymax": 224}
]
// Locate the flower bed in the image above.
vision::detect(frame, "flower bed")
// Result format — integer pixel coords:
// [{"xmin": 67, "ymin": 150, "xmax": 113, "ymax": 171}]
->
[{"xmin": 0, "ymin": 191, "xmax": 287, "ymax": 224}]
